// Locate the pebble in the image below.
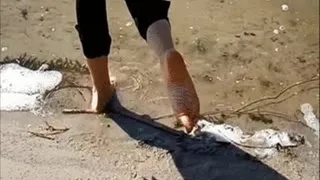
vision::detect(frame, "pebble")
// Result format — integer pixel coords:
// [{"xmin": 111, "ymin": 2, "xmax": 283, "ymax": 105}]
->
[
  {"xmin": 189, "ymin": 26, "xmax": 194, "ymax": 30},
  {"xmin": 235, "ymin": 80, "xmax": 240, "ymax": 84},
  {"xmin": 216, "ymin": 76, "xmax": 222, "ymax": 81},
  {"xmin": 275, "ymin": 48, "xmax": 279, "ymax": 52},
  {"xmin": 51, "ymin": 27, "xmax": 55, "ymax": 32},
  {"xmin": 1, "ymin": 47, "xmax": 8, "ymax": 52},
  {"xmin": 273, "ymin": 29, "xmax": 279, "ymax": 34},
  {"xmin": 126, "ymin": 21, "xmax": 133, "ymax": 27},
  {"xmin": 38, "ymin": 64, "xmax": 49, "ymax": 71},
  {"xmin": 279, "ymin": 25, "xmax": 285, "ymax": 31},
  {"xmin": 281, "ymin": 4, "xmax": 289, "ymax": 11},
  {"xmin": 132, "ymin": 172, "xmax": 137, "ymax": 178}
]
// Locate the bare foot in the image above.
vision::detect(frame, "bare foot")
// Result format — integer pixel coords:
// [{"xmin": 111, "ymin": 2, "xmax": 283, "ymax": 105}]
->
[
  {"xmin": 161, "ymin": 49, "xmax": 200, "ymax": 133},
  {"xmin": 63, "ymin": 76, "xmax": 116, "ymax": 114},
  {"xmin": 178, "ymin": 115, "xmax": 199, "ymax": 134}
]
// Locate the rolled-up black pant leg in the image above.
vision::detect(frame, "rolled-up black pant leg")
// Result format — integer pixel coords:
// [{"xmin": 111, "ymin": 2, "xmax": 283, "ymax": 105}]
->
[
  {"xmin": 75, "ymin": 0, "xmax": 111, "ymax": 59},
  {"xmin": 124, "ymin": 0, "xmax": 171, "ymax": 40}
]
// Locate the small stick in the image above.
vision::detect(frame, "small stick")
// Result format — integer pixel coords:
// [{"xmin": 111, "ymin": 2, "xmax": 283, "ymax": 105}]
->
[
  {"xmin": 45, "ymin": 85, "xmax": 91, "ymax": 100},
  {"xmin": 43, "ymin": 120, "xmax": 70, "ymax": 133},
  {"xmin": 111, "ymin": 109, "xmax": 184, "ymax": 136},
  {"xmin": 241, "ymin": 93, "xmax": 296, "ymax": 113},
  {"xmin": 28, "ymin": 121, "xmax": 69, "ymax": 140},
  {"xmin": 233, "ymin": 77, "xmax": 319, "ymax": 113},
  {"xmin": 28, "ymin": 131, "xmax": 55, "ymax": 140},
  {"xmin": 62, "ymin": 107, "xmax": 184, "ymax": 136},
  {"xmin": 63, "ymin": 109, "xmax": 96, "ymax": 114}
]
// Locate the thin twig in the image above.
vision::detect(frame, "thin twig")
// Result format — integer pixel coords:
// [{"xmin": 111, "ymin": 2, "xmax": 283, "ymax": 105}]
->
[
  {"xmin": 45, "ymin": 85, "xmax": 91, "ymax": 100},
  {"xmin": 111, "ymin": 108, "xmax": 184, "ymax": 136},
  {"xmin": 241, "ymin": 93, "xmax": 296, "ymax": 113},
  {"xmin": 240, "ymin": 86, "xmax": 320, "ymax": 114},
  {"xmin": 233, "ymin": 77, "xmax": 319, "ymax": 113},
  {"xmin": 28, "ymin": 131, "xmax": 55, "ymax": 140},
  {"xmin": 43, "ymin": 120, "xmax": 70, "ymax": 133},
  {"xmin": 153, "ymin": 78, "xmax": 319, "ymax": 129},
  {"xmin": 28, "ymin": 121, "xmax": 69, "ymax": 140}
]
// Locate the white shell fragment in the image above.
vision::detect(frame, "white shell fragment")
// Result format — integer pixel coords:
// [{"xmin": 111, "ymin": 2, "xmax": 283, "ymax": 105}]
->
[
  {"xmin": 279, "ymin": 25, "xmax": 285, "ymax": 31},
  {"xmin": 0, "ymin": 63, "xmax": 63, "ymax": 111},
  {"xmin": 300, "ymin": 103, "xmax": 319, "ymax": 137},
  {"xmin": 281, "ymin": 4, "xmax": 289, "ymax": 11}
]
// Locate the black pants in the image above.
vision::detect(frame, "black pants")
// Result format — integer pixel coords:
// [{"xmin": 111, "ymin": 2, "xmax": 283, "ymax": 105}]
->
[{"xmin": 75, "ymin": 0, "xmax": 171, "ymax": 59}]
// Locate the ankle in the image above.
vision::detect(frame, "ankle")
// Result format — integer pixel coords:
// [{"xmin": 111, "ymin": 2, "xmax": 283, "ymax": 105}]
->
[
  {"xmin": 163, "ymin": 49, "xmax": 182, "ymax": 61},
  {"xmin": 162, "ymin": 49, "xmax": 185, "ymax": 69}
]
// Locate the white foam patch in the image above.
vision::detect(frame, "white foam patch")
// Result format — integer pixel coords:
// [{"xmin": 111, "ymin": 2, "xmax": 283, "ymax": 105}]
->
[
  {"xmin": 0, "ymin": 63, "xmax": 63, "ymax": 111},
  {"xmin": 195, "ymin": 120, "xmax": 304, "ymax": 159}
]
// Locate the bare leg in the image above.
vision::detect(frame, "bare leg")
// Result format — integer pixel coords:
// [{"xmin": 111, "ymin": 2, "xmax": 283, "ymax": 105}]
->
[
  {"xmin": 161, "ymin": 49, "xmax": 200, "ymax": 133},
  {"xmin": 65, "ymin": 0, "xmax": 115, "ymax": 114},
  {"xmin": 147, "ymin": 20, "xmax": 200, "ymax": 133},
  {"xmin": 63, "ymin": 56, "xmax": 115, "ymax": 113}
]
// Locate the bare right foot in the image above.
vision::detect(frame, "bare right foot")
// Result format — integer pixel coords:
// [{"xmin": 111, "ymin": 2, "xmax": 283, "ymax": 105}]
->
[{"xmin": 161, "ymin": 49, "xmax": 200, "ymax": 133}]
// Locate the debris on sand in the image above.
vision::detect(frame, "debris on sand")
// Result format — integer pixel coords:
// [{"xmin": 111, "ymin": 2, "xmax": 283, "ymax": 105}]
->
[
  {"xmin": 281, "ymin": 4, "xmax": 289, "ymax": 11},
  {"xmin": 0, "ymin": 63, "xmax": 62, "ymax": 111},
  {"xmin": 1, "ymin": 47, "xmax": 8, "ymax": 52},
  {"xmin": 273, "ymin": 29, "xmax": 280, "ymax": 35},
  {"xmin": 300, "ymin": 103, "xmax": 319, "ymax": 137},
  {"xmin": 28, "ymin": 120, "xmax": 69, "ymax": 140},
  {"xmin": 279, "ymin": 25, "xmax": 285, "ymax": 31},
  {"xmin": 126, "ymin": 21, "xmax": 133, "ymax": 27},
  {"xmin": 194, "ymin": 120, "xmax": 304, "ymax": 159}
]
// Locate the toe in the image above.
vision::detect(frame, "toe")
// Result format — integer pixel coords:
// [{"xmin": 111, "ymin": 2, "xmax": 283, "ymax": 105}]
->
[{"xmin": 178, "ymin": 115, "xmax": 195, "ymax": 133}]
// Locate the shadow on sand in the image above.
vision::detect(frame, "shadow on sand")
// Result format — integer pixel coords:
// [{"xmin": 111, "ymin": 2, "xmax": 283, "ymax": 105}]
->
[{"xmin": 106, "ymin": 93, "xmax": 288, "ymax": 180}]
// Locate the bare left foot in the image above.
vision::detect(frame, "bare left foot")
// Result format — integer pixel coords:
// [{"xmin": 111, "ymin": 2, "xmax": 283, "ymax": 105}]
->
[{"xmin": 63, "ymin": 76, "xmax": 116, "ymax": 114}]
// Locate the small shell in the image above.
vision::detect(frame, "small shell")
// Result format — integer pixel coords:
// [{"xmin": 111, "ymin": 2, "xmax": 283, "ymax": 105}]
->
[
  {"xmin": 279, "ymin": 25, "xmax": 285, "ymax": 31},
  {"xmin": 281, "ymin": 4, "xmax": 289, "ymax": 11}
]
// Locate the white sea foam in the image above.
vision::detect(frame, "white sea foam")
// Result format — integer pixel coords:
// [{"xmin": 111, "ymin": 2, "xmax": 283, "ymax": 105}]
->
[{"xmin": 0, "ymin": 63, "xmax": 62, "ymax": 111}]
